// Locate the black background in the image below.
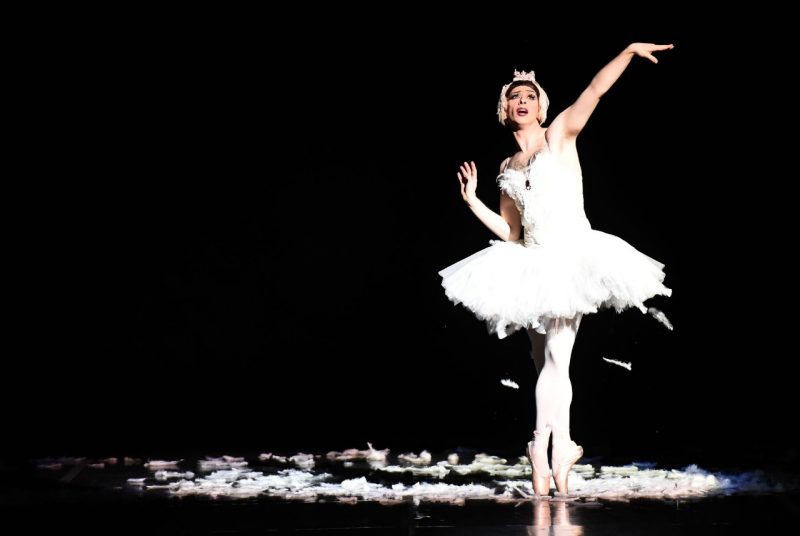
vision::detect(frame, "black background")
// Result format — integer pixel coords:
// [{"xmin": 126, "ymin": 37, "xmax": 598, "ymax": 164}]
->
[{"xmin": 9, "ymin": 11, "xmax": 795, "ymax": 472}]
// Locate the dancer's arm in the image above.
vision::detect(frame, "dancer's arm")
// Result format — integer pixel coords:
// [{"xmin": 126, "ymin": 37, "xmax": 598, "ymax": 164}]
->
[
  {"xmin": 457, "ymin": 160, "xmax": 521, "ymax": 241},
  {"xmin": 552, "ymin": 42, "xmax": 673, "ymax": 138}
]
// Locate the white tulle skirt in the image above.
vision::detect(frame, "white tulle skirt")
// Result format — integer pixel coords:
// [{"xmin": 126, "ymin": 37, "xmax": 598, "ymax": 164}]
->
[{"xmin": 439, "ymin": 230, "xmax": 671, "ymax": 338}]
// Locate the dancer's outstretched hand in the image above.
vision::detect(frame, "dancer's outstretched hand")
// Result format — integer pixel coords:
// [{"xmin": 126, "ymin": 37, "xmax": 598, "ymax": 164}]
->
[{"xmin": 627, "ymin": 43, "xmax": 674, "ymax": 64}]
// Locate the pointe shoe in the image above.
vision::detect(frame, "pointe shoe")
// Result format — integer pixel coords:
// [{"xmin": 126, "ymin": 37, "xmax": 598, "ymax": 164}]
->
[
  {"xmin": 526, "ymin": 431, "xmax": 551, "ymax": 497},
  {"xmin": 551, "ymin": 439, "xmax": 582, "ymax": 495}
]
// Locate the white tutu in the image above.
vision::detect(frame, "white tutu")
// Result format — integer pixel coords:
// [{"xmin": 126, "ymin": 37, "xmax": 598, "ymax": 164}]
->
[
  {"xmin": 439, "ymin": 232, "xmax": 671, "ymax": 338},
  {"xmin": 439, "ymin": 148, "xmax": 671, "ymax": 338}
]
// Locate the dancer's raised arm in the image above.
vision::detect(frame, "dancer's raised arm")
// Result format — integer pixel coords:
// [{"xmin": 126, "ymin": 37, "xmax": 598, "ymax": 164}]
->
[{"xmin": 552, "ymin": 43, "xmax": 674, "ymax": 138}]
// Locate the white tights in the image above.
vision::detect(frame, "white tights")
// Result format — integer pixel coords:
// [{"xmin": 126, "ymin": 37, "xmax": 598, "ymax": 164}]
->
[{"xmin": 527, "ymin": 316, "xmax": 582, "ymax": 444}]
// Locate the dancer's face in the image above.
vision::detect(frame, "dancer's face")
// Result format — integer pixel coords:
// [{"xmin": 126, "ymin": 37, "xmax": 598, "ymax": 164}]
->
[{"xmin": 506, "ymin": 84, "xmax": 540, "ymax": 126}]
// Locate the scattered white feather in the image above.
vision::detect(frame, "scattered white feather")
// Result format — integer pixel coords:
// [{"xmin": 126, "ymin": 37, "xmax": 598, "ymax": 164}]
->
[
  {"xmin": 154, "ymin": 470, "xmax": 195, "ymax": 481},
  {"xmin": 365, "ymin": 443, "xmax": 390, "ymax": 462},
  {"xmin": 198, "ymin": 457, "xmax": 249, "ymax": 471},
  {"xmin": 602, "ymin": 357, "xmax": 632, "ymax": 371},
  {"xmin": 378, "ymin": 464, "xmax": 450, "ymax": 479},
  {"xmin": 289, "ymin": 453, "xmax": 315, "ymax": 469},
  {"xmin": 326, "ymin": 443, "xmax": 390, "ymax": 462},
  {"xmin": 500, "ymin": 378, "xmax": 519, "ymax": 389},
  {"xmin": 104, "ymin": 448, "xmax": 788, "ymax": 502},
  {"xmin": 398, "ymin": 450, "xmax": 432, "ymax": 466},
  {"xmin": 600, "ymin": 465, "xmax": 640, "ymax": 476},
  {"xmin": 145, "ymin": 459, "xmax": 183, "ymax": 470},
  {"xmin": 648, "ymin": 307, "xmax": 674, "ymax": 331}
]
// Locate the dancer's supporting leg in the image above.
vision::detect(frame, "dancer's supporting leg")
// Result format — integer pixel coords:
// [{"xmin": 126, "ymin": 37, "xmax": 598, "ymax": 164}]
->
[{"xmin": 532, "ymin": 316, "xmax": 584, "ymax": 495}]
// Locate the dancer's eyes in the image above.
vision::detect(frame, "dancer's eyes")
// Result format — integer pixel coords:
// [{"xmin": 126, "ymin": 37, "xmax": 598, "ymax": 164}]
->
[{"xmin": 509, "ymin": 92, "xmax": 537, "ymax": 101}]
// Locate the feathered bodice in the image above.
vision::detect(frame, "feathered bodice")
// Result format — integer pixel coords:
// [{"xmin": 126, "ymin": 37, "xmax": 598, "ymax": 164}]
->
[{"xmin": 497, "ymin": 149, "xmax": 591, "ymax": 247}]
